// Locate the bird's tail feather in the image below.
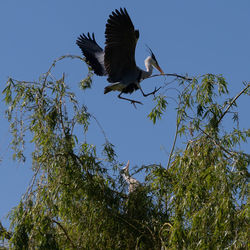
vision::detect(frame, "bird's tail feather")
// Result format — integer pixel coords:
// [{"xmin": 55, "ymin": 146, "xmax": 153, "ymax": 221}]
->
[
  {"xmin": 104, "ymin": 86, "xmax": 112, "ymax": 94},
  {"xmin": 104, "ymin": 83, "xmax": 123, "ymax": 94}
]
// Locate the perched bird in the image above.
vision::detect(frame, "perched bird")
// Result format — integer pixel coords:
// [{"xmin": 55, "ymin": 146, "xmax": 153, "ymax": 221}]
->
[
  {"xmin": 122, "ymin": 160, "xmax": 140, "ymax": 193},
  {"xmin": 76, "ymin": 8, "xmax": 164, "ymax": 105}
]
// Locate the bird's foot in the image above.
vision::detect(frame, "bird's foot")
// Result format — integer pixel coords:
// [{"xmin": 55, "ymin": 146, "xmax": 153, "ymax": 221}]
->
[
  {"xmin": 130, "ymin": 100, "xmax": 143, "ymax": 108},
  {"xmin": 142, "ymin": 86, "xmax": 162, "ymax": 97},
  {"xmin": 118, "ymin": 92, "xmax": 143, "ymax": 107},
  {"xmin": 152, "ymin": 86, "xmax": 161, "ymax": 96}
]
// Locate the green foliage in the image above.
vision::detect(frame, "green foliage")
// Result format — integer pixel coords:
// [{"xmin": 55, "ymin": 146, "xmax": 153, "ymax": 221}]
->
[
  {"xmin": 1, "ymin": 56, "xmax": 249, "ymax": 249},
  {"xmin": 79, "ymin": 66, "xmax": 94, "ymax": 90},
  {"xmin": 166, "ymin": 139, "xmax": 248, "ymax": 249},
  {"xmin": 148, "ymin": 95, "xmax": 168, "ymax": 124}
]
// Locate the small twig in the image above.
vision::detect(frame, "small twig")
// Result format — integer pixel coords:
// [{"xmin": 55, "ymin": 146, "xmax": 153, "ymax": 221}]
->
[
  {"xmin": 91, "ymin": 114, "xmax": 108, "ymax": 142},
  {"xmin": 42, "ymin": 54, "xmax": 83, "ymax": 92},
  {"xmin": 166, "ymin": 114, "xmax": 180, "ymax": 169},
  {"xmin": 162, "ymin": 87, "xmax": 181, "ymax": 96},
  {"xmin": 114, "ymin": 214, "xmax": 142, "ymax": 233},
  {"xmin": 149, "ymin": 73, "xmax": 193, "ymax": 81},
  {"xmin": 217, "ymin": 83, "xmax": 250, "ymax": 125},
  {"xmin": 52, "ymin": 219, "xmax": 76, "ymax": 249},
  {"xmin": 58, "ymin": 73, "xmax": 67, "ymax": 136}
]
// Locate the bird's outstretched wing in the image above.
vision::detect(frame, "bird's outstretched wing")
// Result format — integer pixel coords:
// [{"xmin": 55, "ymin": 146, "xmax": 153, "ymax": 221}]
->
[
  {"xmin": 105, "ymin": 8, "xmax": 139, "ymax": 83},
  {"xmin": 76, "ymin": 33, "xmax": 106, "ymax": 76}
]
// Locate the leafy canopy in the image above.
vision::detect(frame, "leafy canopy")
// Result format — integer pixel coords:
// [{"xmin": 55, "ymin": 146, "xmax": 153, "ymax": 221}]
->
[{"xmin": 1, "ymin": 55, "xmax": 249, "ymax": 249}]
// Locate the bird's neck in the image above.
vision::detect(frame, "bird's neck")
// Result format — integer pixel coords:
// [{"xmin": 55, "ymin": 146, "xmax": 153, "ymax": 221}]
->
[
  {"xmin": 142, "ymin": 57, "xmax": 153, "ymax": 79},
  {"xmin": 122, "ymin": 172, "xmax": 130, "ymax": 184},
  {"xmin": 146, "ymin": 63, "xmax": 153, "ymax": 75}
]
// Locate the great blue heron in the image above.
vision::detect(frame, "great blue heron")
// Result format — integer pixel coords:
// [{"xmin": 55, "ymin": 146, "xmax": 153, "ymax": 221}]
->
[
  {"xmin": 76, "ymin": 8, "xmax": 164, "ymax": 105},
  {"xmin": 122, "ymin": 160, "xmax": 140, "ymax": 193}
]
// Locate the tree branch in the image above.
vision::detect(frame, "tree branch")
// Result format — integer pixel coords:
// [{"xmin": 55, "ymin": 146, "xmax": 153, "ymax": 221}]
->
[
  {"xmin": 166, "ymin": 112, "xmax": 180, "ymax": 169},
  {"xmin": 218, "ymin": 83, "xmax": 250, "ymax": 124},
  {"xmin": 42, "ymin": 54, "xmax": 83, "ymax": 90},
  {"xmin": 149, "ymin": 73, "xmax": 193, "ymax": 81},
  {"xmin": 52, "ymin": 219, "xmax": 76, "ymax": 249}
]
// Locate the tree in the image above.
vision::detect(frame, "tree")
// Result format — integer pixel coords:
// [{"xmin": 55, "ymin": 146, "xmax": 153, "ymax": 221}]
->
[{"xmin": 1, "ymin": 55, "xmax": 249, "ymax": 249}]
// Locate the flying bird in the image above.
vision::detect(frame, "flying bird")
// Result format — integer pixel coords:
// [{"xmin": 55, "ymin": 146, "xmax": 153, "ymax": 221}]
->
[{"xmin": 76, "ymin": 8, "xmax": 164, "ymax": 105}]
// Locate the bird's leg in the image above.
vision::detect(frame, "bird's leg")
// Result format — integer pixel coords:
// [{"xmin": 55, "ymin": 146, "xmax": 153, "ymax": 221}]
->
[
  {"xmin": 139, "ymin": 86, "xmax": 161, "ymax": 97},
  {"xmin": 118, "ymin": 92, "xmax": 143, "ymax": 107}
]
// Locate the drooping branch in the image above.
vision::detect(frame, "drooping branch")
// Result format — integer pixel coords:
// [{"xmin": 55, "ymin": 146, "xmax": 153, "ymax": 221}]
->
[{"xmin": 42, "ymin": 54, "xmax": 83, "ymax": 88}]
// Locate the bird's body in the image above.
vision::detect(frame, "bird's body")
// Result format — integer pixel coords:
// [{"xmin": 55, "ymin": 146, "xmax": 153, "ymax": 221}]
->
[
  {"xmin": 76, "ymin": 8, "xmax": 164, "ymax": 105},
  {"xmin": 122, "ymin": 160, "xmax": 140, "ymax": 193}
]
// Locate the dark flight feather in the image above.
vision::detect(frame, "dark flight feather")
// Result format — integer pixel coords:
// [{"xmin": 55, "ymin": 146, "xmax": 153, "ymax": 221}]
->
[
  {"xmin": 76, "ymin": 32, "xmax": 106, "ymax": 76},
  {"xmin": 104, "ymin": 8, "xmax": 139, "ymax": 83}
]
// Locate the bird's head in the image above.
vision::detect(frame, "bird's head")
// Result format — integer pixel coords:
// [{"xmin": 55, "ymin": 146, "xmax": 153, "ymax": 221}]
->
[
  {"xmin": 147, "ymin": 47, "xmax": 164, "ymax": 75},
  {"xmin": 122, "ymin": 160, "xmax": 130, "ymax": 175}
]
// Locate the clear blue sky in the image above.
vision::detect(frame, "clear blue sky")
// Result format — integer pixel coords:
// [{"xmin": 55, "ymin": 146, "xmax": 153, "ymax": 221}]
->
[{"xmin": 1, "ymin": 1, "xmax": 249, "ymax": 227}]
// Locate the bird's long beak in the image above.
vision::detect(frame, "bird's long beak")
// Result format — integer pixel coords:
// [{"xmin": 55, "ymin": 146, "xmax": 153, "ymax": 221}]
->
[{"xmin": 156, "ymin": 65, "xmax": 164, "ymax": 75}]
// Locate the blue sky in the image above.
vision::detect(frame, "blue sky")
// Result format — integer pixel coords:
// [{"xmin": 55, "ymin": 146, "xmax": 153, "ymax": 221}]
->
[{"xmin": 1, "ymin": 1, "xmax": 249, "ymax": 227}]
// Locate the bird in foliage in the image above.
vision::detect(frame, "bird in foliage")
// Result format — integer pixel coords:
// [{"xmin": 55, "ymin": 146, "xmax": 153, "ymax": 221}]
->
[
  {"xmin": 122, "ymin": 160, "xmax": 140, "ymax": 193},
  {"xmin": 76, "ymin": 8, "xmax": 164, "ymax": 106}
]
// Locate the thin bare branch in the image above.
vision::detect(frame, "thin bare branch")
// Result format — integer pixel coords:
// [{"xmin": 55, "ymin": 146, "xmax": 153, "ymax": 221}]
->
[
  {"xmin": 218, "ymin": 83, "xmax": 250, "ymax": 124},
  {"xmin": 149, "ymin": 73, "xmax": 193, "ymax": 81},
  {"xmin": 166, "ymin": 113, "xmax": 180, "ymax": 169},
  {"xmin": 42, "ymin": 54, "xmax": 84, "ymax": 91}
]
